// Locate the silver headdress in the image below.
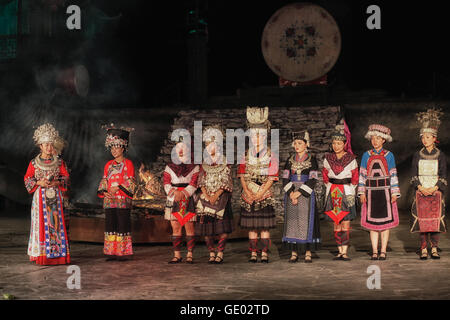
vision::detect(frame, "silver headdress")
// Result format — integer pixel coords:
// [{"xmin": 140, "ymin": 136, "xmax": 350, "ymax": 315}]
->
[
  {"xmin": 246, "ymin": 106, "xmax": 271, "ymax": 129},
  {"xmin": 103, "ymin": 123, "xmax": 135, "ymax": 150},
  {"xmin": 33, "ymin": 123, "xmax": 59, "ymax": 145},
  {"xmin": 417, "ymin": 108, "xmax": 443, "ymax": 137}
]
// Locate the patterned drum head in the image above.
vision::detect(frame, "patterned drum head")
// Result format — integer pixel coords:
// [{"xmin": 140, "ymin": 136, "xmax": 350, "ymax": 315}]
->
[{"xmin": 261, "ymin": 3, "xmax": 341, "ymax": 82}]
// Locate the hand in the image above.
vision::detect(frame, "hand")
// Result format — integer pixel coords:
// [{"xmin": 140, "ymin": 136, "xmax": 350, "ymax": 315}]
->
[
  {"xmin": 109, "ymin": 186, "xmax": 119, "ymax": 194},
  {"xmin": 37, "ymin": 179, "xmax": 50, "ymax": 188},
  {"xmin": 289, "ymin": 191, "xmax": 300, "ymax": 201},
  {"xmin": 49, "ymin": 180, "xmax": 60, "ymax": 187},
  {"xmin": 254, "ymin": 191, "xmax": 266, "ymax": 202},
  {"xmin": 360, "ymin": 194, "xmax": 367, "ymax": 204},
  {"xmin": 244, "ymin": 189, "xmax": 255, "ymax": 203},
  {"xmin": 174, "ymin": 190, "xmax": 185, "ymax": 202},
  {"xmin": 391, "ymin": 195, "xmax": 397, "ymax": 203},
  {"xmin": 104, "ymin": 192, "xmax": 115, "ymax": 199},
  {"xmin": 289, "ymin": 192, "xmax": 296, "ymax": 202}
]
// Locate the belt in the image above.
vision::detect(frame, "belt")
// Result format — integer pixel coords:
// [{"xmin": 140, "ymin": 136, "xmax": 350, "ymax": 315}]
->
[
  {"xmin": 171, "ymin": 183, "xmax": 188, "ymax": 187},
  {"xmin": 366, "ymin": 177, "xmax": 390, "ymax": 188},
  {"xmin": 329, "ymin": 178, "xmax": 352, "ymax": 185}
]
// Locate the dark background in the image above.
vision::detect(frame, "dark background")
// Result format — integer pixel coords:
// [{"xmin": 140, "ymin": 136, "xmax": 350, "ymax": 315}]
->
[
  {"xmin": 104, "ymin": 0, "xmax": 450, "ymax": 102},
  {"xmin": 110, "ymin": 0, "xmax": 450, "ymax": 102},
  {"xmin": 2, "ymin": 0, "xmax": 450, "ymax": 107}
]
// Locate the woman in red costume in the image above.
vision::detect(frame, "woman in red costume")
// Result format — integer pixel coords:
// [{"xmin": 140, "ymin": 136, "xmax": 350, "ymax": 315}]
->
[
  {"xmin": 24, "ymin": 123, "xmax": 70, "ymax": 265},
  {"xmin": 322, "ymin": 120, "xmax": 358, "ymax": 261},
  {"xmin": 97, "ymin": 125, "xmax": 136, "ymax": 261},
  {"xmin": 163, "ymin": 137, "xmax": 199, "ymax": 264}
]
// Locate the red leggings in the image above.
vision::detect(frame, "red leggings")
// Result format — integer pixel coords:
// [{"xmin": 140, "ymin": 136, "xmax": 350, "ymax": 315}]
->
[{"xmin": 420, "ymin": 232, "xmax": 439, "ymax": 249}]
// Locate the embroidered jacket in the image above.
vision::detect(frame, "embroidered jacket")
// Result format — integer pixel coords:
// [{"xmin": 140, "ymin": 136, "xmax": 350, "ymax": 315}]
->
[
  {"xmin": 163, "ymin": 164, "xmax": 200, "ymax": 199},
  {"xmin": 24, "ymin": 156, "xmax": 69, "ymax": 194},
  {"xmin": 281, "ymin": 153, "xmax": 318, "ymax": 197},
  {"xmin": 198, "ymin": 164, "xmax": 233, "ymax": 195},
  {"xmin": 322, "ymin": 152, "xmax": 358, "ymax": 196},
  {"xmin": 358, "ymin": 148, "xmax": 401, "ymax": 197},
  {"xmin": 237, "ymin": 146, "xmax": 279, "ymax": 211},
  {"xmin": 97, "ymin": 159, "xmax": 136, "ymax": 209}
]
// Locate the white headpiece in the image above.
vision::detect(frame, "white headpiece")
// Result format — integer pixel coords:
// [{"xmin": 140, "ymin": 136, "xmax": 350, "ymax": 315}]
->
[
  {"xmin": 364, "ymin": 124, "xmax": 393, "ymax": 142},
  {"xmin": 33, "ymin": 123, "xmax": 59, "ymax": 145},
  {"xmin": 246, "ymin": 106, "xmax": 271, "ymax": 129}
]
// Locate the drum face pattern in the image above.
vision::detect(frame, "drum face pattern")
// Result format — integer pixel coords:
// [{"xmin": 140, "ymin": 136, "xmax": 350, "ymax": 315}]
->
[{"xmin": 261, "ymin": 3, "xmax": 341, "ymax": 82}]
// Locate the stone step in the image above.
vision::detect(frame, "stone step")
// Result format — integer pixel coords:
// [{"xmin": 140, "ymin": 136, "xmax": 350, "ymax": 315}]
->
[{"xmin": 147, "ymin": 105, "xmax": 342, "ymax": 219}]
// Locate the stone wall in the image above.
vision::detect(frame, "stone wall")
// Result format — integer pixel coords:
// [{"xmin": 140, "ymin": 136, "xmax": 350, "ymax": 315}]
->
[{"xmin": 150, "ymin": 106, "xmax": 342, "ymax": 221}]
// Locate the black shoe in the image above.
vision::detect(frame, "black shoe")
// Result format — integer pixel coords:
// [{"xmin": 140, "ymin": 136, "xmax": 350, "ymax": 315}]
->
[
  {"xmin": 304, "ymin": 254, "xmax": 312, "ymax": 263},
  {"xmin": 288, "ymin": 255, "xmax": 299, "ymax": 263},
  {"xmin": 168, "ymin": 257, "xmax": 182, "ymax": 264},
  {"xmin": 378, "ymin": 252, "xmax": 386, "ymax": 261},
  {"xmin": 214, "ymin": 256, "xmax": 224, "ymax": 264},
  {"xmin": 341, "ymin": 254, "xmax": 351, "ymax": 261},
  {"xmin": 208, "ymin": 255, "xmax": 216, "ymax": 264},
  {"xmin": 185, "ymin": 256, "xmax": 194, "ymax": 264},
  {"xmin": 370, "ymin": 252, "xmax": 379, "ymax": 260},
  {"xmin": 261, "ymin": 255, "xmax": 269, "ymax": 263},
  {"xmin": 248, "ymin": 255, "xmax": 257, "ymax": 263},
  {"xmin": 431, "ymin": 248, "xmax": 440, "ymax": 260},
  {"xmin": 105, "ymin": 256, "xmax": 116, "ymax": 261},
  {"xmin": 333, "ymin": 253, "xmax": 343, "ymax": 261}
]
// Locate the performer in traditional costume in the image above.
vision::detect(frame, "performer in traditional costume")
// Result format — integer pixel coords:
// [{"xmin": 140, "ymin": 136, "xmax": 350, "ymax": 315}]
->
[
  {"xmin": 24, "ymin": 123, "xmax": 70, "ymax": 265},
  {"xmin": 281, "ymin": 130, "xmax": 321, "ymax": 263},
  {"xmin": 322, "ymin": 120, "xmax": 358, "ymax": 261},
  {"xmin": 238, "ymin": 107, "xmax": 279, "ymax": 263},
  {"xmin": 194, "ymin": 125, "xmax": 233, "ymax": 264},
  {"xmin": 164, "ymin": 137, "xmax": 199, "ymax": 264},
  {"xmin": 410, "ymin": 108, "xmax": 447, "ymax": 260},
  {"xmin": 97, "ymin": 125, "xmax": 136, "ymax": 261},
  {"xmin": 358, "ymin": 124, "xmax": 400, "ymax": 260}
]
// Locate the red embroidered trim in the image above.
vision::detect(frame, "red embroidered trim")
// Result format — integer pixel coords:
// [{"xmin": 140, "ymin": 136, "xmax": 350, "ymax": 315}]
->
[{"xmin": 325, "ymin": 153, "xmax": 356, "ymax": 176}]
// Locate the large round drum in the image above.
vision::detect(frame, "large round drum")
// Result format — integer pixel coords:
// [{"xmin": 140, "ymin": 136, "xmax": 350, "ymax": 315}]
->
[{"xmin": 261, "ymin": 3, "xmax": 341, "ymax": 82}]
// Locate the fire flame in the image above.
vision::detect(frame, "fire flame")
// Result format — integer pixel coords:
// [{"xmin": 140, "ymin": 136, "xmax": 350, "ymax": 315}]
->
[{"xmin": 133, "ymin": 163, "xmax": 164, "ymax": 201}]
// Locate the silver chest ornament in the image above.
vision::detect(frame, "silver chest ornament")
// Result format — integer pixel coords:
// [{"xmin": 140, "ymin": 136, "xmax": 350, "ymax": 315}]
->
[
  {"xmin": 45, "ymin": 187, "xmax": 56, "ymax": 199},
  {"xmin": 290, "ymin": 157, "xmax": 311, "ymax": 176},
  {"xmin": 418, "ymin": 159, "xmax": 438, "ymax": 189},
  {"xmin": 202, "ymin": 164, "xmax": 230, "ymax": 194}
]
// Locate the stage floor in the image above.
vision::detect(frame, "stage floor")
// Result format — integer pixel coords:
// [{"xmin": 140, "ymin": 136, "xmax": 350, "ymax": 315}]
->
[{"xmin": 1, "ymin": 209, "xmax": 449, "ymax": 300}]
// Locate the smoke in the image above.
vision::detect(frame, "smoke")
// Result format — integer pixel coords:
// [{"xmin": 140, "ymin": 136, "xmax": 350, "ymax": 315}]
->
[
  {"xmin": 0, "ymin": 57, "xmax": 141, "ymax": 206},
  {"xmin": 0, "ymin": 1, "xmax": 169, "ymax": 206},
  {"xmin": 0, "ymin": 84, "xmax": 179, "ymax": 206}
]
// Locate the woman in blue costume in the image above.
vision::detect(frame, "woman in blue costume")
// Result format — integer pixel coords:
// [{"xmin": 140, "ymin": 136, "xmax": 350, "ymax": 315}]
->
[{"xmin": 281, "ymin": 131, "xmax": 321, "ymax": 263}]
